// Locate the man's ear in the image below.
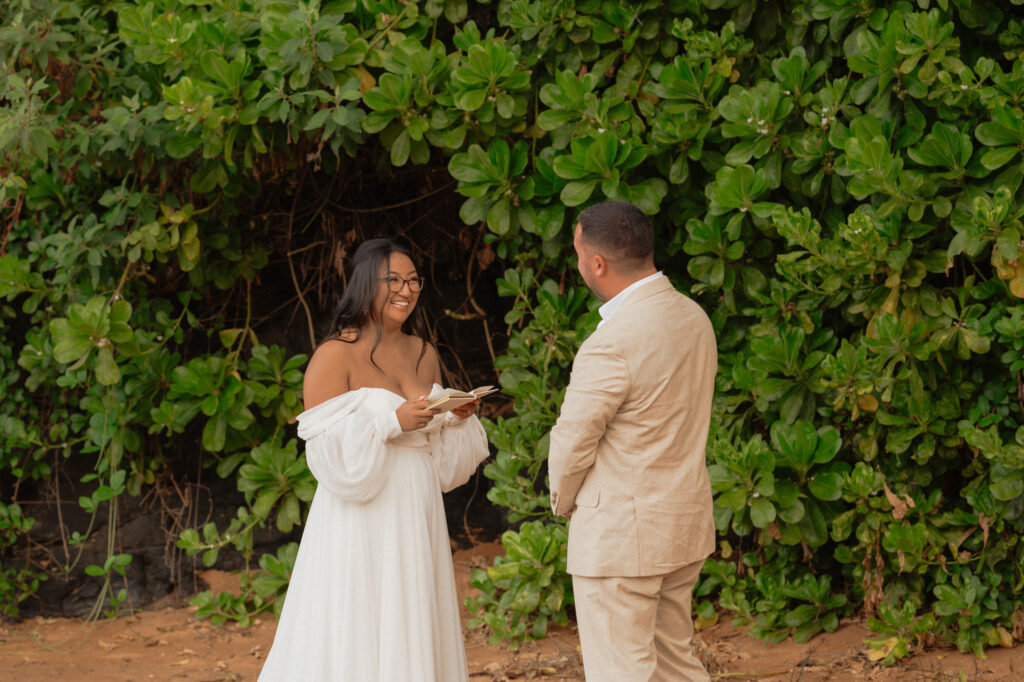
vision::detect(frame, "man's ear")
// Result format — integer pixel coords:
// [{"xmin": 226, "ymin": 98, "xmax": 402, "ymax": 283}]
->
[{"xmin": 592, "ymin": 254, "xmax": 607, "ymax": 276}]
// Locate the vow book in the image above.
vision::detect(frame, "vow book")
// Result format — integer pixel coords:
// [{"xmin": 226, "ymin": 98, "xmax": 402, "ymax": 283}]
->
[{"xmin": 426, "ymin": 385, "xmax": 499, "ymax": 412}]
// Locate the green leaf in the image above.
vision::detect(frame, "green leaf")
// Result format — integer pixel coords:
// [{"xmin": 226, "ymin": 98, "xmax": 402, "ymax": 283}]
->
[
  {"xmin": 390, "ymin": 128, "xmax": 411, "ymax": 166},
  {"xmin": 560, "ymin": 180, "xmax": 597, "ymax": 207},
  {"xmin": 777, "ymin": 498, "xmax": 805, "ymax": 524},
  {"xmin": 487, "ymin": 198, "xmax": 512, "ymax": 235},
  {"xmin": 809, "ymin": 468, "xmax": 845, "ymax": 501},
  {"xmin": 456, "ymin": 88, "xmax": 487, "ymax": 111},
  {"xmin": 202, "ymin": 415, "xmax": 228, "ymax": 452},
  {"xmin": 706, "ymin": 164, "xmax": 768, "ymax": 215},
  {"xmin": 750, "ymin": 497, "xmax": 777, "ymax": 528},
  {"xmin": 165, "ymin": 134, "xmax": 203, "ymax": 159},
  {"xmin": 718, "ymin": 488, "xmax": 748, "ymax": 512},
  {"xmin": 276, "ymin": 495, "xmax": 300, "ymax": 533},
  {"xmin": 460, "ymin": 197, "xmax": 491, "ymax": 224},
  {"xmin": 908, "ymin": 123, "xmax": 971, "ymax": 169},
  {"xmin": 53, "ymin": 336, "xmax": 92, "ymax": 364},
  {"xmin": 980, "ymin": 147, "xmax": 1018, "ymax": 170},
  {"xmin": 990, "ymin": 471, "xmax": 1024, "ymax": 501},
  {"xmin": 200, "ymin": 51, "xmax": 236, "ymax": 90},
  {"xmin": 976, "ymin": 117, "xmax": 1022, "ymax": 147},
  {"xmin": 95, "ymin": 347, "xmax": 121, "ymax": 385}
]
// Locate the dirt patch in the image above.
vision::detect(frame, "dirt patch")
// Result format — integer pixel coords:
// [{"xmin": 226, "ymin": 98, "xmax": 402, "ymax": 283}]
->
[
  {"xmin": 696, "ymin": 620, "xmax": 1023, "ymax": 681},
  {"xmin": 1, "ymin": 542, "xmax": 1021, "ymax": 681}
]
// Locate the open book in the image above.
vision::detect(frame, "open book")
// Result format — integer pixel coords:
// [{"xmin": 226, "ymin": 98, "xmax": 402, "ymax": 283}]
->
[{"xmin": 426, "ymin": 385, "xmax": 499, "ymax": 412}]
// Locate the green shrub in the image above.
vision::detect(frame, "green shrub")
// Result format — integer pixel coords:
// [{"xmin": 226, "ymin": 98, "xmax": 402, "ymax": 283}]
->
[{"xmin": 2, "ymin": 0, "xmax": 1023, "ymax": 660}]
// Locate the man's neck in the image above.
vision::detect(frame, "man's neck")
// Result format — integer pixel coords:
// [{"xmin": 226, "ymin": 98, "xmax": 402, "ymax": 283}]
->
[{"xmin": 602, "ymin": 267, "xmax": 658, "ymax": 301}]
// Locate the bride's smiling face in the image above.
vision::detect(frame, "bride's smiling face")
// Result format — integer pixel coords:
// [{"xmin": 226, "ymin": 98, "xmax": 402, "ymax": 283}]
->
[{"xmin": 372, "ymin": 251, "xmax": 421, "ymax": 328}]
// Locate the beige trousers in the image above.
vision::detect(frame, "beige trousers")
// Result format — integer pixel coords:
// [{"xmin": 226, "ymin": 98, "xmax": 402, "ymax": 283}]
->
[{"xmin": 572, "ymin": 560, "xmax": 709, "ymax": 682}]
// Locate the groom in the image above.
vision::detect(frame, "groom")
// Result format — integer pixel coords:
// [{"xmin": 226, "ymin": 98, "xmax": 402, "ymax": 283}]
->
[{"xmin": 548, "ymin": 201, "xmax": 718, "ymax": 681}]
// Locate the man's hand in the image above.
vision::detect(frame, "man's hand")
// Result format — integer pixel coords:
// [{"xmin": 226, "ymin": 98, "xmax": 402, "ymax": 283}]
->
[
  {"xmin": 450, "ymin": 398, "xmax": 480, "ymax": 421},
  {"xmin": 396, "ymin": 397, "xmax": 438, "ymax": 431}
]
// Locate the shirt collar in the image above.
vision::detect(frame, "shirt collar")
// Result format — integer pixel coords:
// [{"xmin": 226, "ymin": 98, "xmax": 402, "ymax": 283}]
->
[{"xmin": 597, "ymin": 271, "xmax": 664, "ymax": 328}]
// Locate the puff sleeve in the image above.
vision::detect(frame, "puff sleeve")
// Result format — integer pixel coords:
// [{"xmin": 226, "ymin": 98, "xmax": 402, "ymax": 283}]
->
[
  {"xmin": 296, "ymin": 393, "xmax": 403, "ymax": 503},
  {"xmin": 426, "ymin": 410, "xmax": 490, "ymax": 492}
]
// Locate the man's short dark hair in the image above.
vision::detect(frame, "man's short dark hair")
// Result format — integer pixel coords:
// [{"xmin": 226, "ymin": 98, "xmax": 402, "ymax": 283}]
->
[{"xmin": 576, "ymin": 201, "xmax": 654, "ymax": 270}]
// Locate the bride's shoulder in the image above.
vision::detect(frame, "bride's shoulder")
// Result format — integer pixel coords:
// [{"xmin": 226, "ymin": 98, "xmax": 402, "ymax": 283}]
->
[
  {"xmin": 305, "ymin": 336, "xmax": 358, "ymax": 408},
  {"xmin": 312, "ymin": 329, "xmax": 362, "ymax": 358}
]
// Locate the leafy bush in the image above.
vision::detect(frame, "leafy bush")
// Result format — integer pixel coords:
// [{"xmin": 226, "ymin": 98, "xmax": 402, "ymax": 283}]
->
[
  {"xmin": 462, "ymin": 0, "xmax": 1024, "ymax": 657},
  {"xmin": 2, "ymin": 0, "xmax": 1024, "ymax": 662},
  {"xmin": 465, "ymin": 521, "xmax": 571, "ymax": 646}
]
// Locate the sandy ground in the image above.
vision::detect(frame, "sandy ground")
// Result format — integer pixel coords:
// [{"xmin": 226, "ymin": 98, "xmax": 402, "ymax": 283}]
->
[{"xmin": 1, "ymin": 542, "xmax": 1022, "ymax": 681}]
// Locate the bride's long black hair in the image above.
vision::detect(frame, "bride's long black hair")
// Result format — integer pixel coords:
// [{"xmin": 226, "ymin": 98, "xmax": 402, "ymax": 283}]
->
[{"xmin": 323, "ymin": 238, "xmax": 429, "ymax": 371}]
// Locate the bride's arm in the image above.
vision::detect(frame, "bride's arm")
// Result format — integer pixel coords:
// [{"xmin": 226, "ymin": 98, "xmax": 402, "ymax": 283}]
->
[
  {"xmin": 428, "ymin": 415, "xmax": 489, "ymax": 493},
  {"xmin": 420, "ymin": 345, "xmax": 490, "ymax": 490},
  {"xmin": 299, "ymin": 340, "xmax": 405, "ymax": 503},
  {"xmin": 299, "ymin": 394, "xmax": 406, "ymax": 503}
]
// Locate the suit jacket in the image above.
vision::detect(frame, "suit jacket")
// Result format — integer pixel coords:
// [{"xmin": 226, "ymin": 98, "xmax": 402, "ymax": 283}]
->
[{"xmin": 548, "ymin": 276, "xmax": 717, "ymax": 577}]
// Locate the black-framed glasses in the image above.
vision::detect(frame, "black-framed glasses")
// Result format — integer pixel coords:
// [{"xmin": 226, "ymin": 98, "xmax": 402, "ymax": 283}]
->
[{"xmin": 380, "ymin": 275, "xmax": 425, "ymax": 293}]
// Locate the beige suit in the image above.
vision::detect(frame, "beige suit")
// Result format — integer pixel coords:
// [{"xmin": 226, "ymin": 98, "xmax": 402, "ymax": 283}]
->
[{"xmin": 548, "ymin": 276, "xmax": 717, "ymax": 681}]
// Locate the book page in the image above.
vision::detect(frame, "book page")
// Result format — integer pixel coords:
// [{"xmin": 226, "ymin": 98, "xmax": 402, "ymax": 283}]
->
[{"xmin": 426, "ymin": 385, "xmax": 498, "ymax": 411}]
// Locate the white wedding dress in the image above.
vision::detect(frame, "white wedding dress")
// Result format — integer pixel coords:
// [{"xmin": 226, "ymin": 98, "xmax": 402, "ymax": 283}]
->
[{"xmin": 257, "ymin": 386, "xmax": 489, "ymax": 681}]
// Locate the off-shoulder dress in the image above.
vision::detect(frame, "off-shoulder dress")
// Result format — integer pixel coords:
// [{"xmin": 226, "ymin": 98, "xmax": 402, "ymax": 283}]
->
[{"xmin": 257, "ymin": 386, "xmax": 489, "ymax": 681}]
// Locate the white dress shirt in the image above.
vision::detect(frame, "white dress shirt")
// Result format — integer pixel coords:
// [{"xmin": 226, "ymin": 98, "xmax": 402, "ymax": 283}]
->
[{"xmin": 597, "ymin": 271, "xmax": 664, "ymax": 328}]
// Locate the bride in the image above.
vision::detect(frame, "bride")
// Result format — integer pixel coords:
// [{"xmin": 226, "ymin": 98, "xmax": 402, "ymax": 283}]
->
[{"xmin": 257, "ymin": 238, "xmax": 489, "ymax": 681}]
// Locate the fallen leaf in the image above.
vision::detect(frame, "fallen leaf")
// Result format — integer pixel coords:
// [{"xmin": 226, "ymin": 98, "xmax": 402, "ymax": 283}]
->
[
  {"xmin": 996, "ymin": 625, "xmax": 1014, "ymax": 648},
  {"xmin": 866, "ymin": 636, "xmax": 899, "ymax": 662},
  {"xmin": 694, "ymin": 610, "xmax": 719, "ymax": 631}
]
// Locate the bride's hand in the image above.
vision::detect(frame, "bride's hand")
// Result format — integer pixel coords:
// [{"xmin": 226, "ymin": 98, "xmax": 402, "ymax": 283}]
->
[
  {"xmin": 396, "ymin": 397, "xmax": 438, "ymax": 431},
  {"xmin": 450, "ymin": 399, "xmax": 480, "ymax": 421}
]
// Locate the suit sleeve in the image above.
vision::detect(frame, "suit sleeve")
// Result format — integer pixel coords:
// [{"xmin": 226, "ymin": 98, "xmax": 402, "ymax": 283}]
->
[{"xmin": 547, "ymin": 335, "xmax": 630, "ymax": 517}]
